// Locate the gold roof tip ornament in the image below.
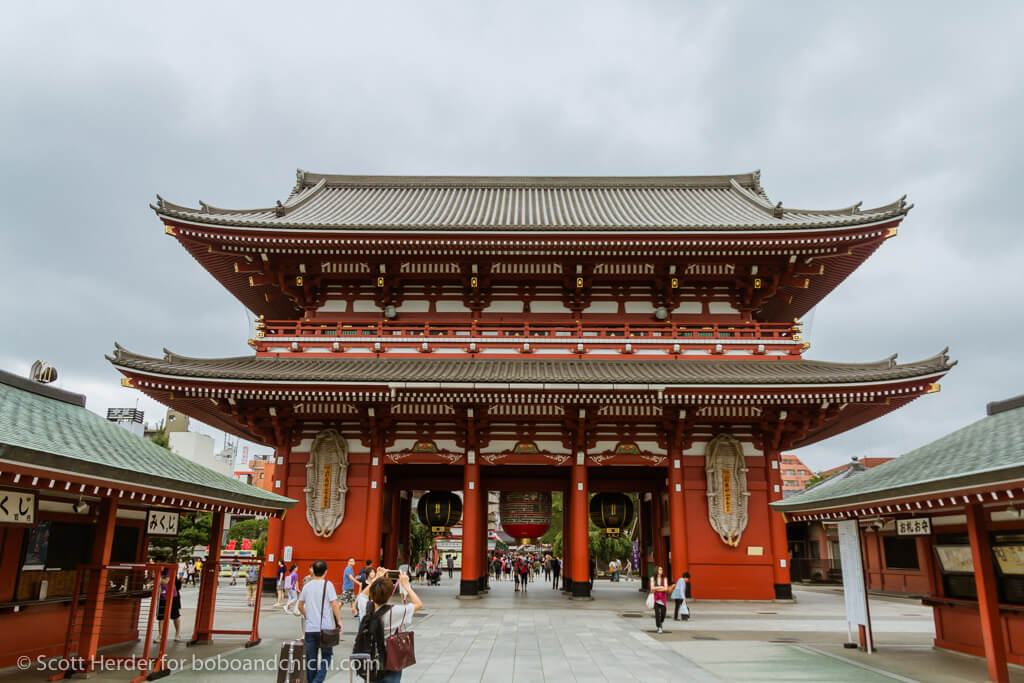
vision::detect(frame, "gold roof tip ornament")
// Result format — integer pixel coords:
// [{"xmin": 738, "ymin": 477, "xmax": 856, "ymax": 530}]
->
[
  {"xmin": 164, "ymin": 224, "xmax": 177, "ymax": 236},
  {"xmin": 120, "ymin": 377, "xmax": 135, "ymax": 388},
  {"xmin": 926, "ymin": 383, "xmax": 941, "ymax": 394}
]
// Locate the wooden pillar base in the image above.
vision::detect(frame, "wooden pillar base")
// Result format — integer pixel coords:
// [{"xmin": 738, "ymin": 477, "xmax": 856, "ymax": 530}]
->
[{"xmin": 774, "ymin": 583, "xmax": 793, "ymax": 600}]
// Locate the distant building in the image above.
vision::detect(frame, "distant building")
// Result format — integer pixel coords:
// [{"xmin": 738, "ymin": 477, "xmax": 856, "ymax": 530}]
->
[
  {"xmin": 780, "ymin": 454, "xmax": 814, "ymax": 495},
  {"xmin": 786, "ymin": 456, "xmax": 895, "ymax": 582},
  {"xmin": 105, "ymin": 407, "xmax": 144, "ymax": 437}
]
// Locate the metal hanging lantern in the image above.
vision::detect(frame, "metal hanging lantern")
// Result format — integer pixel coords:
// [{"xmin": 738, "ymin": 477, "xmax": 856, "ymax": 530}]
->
[
  {"xmin": 499, "ymin": 491, "xmax": 552, "ymax": 545},
  {"xmin": 416, "ymin": 491, "xmax": 463, "ymax": 533},
  {"xmin": 589, "ymin": 492, "xmax": 635, "ymax": 537}
]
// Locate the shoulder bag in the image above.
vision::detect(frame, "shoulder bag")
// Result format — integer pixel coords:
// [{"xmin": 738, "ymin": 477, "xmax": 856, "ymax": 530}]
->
[
  {"xmin": 385, "ymin": 606, "xmax": 416, "ymax": 671},
  {"xmin": 317, "ymin": 581, "xmax": 341, "ymax": 648}
]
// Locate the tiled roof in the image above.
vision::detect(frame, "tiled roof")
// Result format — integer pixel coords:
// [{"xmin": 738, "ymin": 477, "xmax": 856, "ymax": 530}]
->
[
  {"xmin": 153, "ymin": 170, "xmax": 911, "ymax": 233},
  {"xmin": 108, "ymin": 346, "xmax": 953, "ymax": 387},
  {"xmin": 773, "ymin": 398, "xmax": 1024, "ymax": 513},
  {"xmin": 0, "ymin": 370, "xmax": 295, "ymax": 511}
]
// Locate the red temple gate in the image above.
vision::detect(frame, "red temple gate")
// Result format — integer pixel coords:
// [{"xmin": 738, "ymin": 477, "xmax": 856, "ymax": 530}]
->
[{"xmin": 111, "ymin": 170, "xmax": 952, "ymax": 600}]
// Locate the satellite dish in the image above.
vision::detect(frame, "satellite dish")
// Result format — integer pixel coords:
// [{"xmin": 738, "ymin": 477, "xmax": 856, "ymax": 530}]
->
[{"xmin": 30, "ymin": 361, "xmax": 58, "ymax": 384}]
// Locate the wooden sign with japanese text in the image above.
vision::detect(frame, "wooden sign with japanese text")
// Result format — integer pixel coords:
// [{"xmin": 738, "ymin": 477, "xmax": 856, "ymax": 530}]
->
[
  {"xmin": 896, "ymin": 517, "xmax": 931, "ymax": 536},
  {"xmin": 0, "ymin": 489, "xmax": 36, "ymax": 526},
  {"xmin": 146, "ymin": 509, "xmax": 180, "ymax": 536}
]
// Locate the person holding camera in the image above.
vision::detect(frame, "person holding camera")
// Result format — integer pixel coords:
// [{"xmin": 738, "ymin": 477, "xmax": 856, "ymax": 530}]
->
[{"xmin": 353, "ymin": 567, "xmax": 422, "ymax": 681}]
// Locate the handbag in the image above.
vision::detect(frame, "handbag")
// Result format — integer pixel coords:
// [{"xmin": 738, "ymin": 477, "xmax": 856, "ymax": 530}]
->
[
  {"xmin": 317, "ymin": 581, "xmax": 340, "ymax": 648},
  {"xmin": 645, "ymin": 592, "xmax": 655, "ymax": 610},
  {"xmin": 385, "ymin": 606, "xmax": 416, "ymax": 671}
]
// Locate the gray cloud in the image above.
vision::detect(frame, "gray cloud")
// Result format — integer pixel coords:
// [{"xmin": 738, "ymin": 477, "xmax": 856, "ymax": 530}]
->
[{"xmin": 2, "ymin": 1, "xmax": 1022, "ymax": 468}]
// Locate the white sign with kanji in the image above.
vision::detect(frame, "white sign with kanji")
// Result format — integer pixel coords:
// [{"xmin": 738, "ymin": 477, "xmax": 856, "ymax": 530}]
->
[
  {"xmin": 146, "ymin": 509, "xmax": 180, "ymax": 536},
  {"xmin": 0, "ymin": 490, "xmax": 35, "ymax": 525},
  {"xmin": 896, "ymin": 517, "xmax": 931, "ymax": 536}
]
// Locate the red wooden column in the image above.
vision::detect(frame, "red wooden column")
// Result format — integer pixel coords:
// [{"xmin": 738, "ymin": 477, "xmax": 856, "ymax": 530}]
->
[
  {"xmin": 264, "ymin": 444, "xmax": 289, "ymax": 581},
  {"xmin": 651, "ymin": 486, "xmax": 667, "ymax": 573},
  {"xmin": 479, "ymin": 485, "xmax": 489, "ymax": 591},
  {"xmin": 570, "ymin": 457, "xmax": 591, "ymax": 598},
  {"xmin": 191, "ymin": 510, "xmax": 226, "ymax": 644},
  {"xmin": 765, "ymin": 447, "xmax": 793, "ymax": 599},
  {"xmin": 384, "ymin": 487, "xmax": 401, "ymax": 568},
  {"xmin": 561, "ymin": 488, "xmax": 572, "ymax": 593},
  {"xmin": 79, "ymin": 497, "xmax": 118, "ymax": 670},
  {"xmin": 398, "ymin": 492, "xmax": 412, "ymax": 565},
  {"xmin": 966, "ymin": 503, "xmax": 1009, "ymax": 683},
  {"xmin": 667, "ymin": 444, "xmax": 689, "ymax": 581},
  {"xmin": 364, "ymin": 442, "xmax": 385, "ymax": 564},
  {"xmin": 460, "ymin": 457, "xmax": 482, "ymax": 597}
]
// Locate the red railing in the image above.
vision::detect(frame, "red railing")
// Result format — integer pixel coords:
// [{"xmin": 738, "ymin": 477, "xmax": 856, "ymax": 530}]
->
[
  {"xmin": 252, "ymin": 318, "xmax": 805, "ymax": 357},
  {"xmin": 256, "ymin": 319, "xmax": 797, "ymax": 341}
]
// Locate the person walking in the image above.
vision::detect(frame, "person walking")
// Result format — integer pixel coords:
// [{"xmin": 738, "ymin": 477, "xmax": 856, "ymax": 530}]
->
[
  {"xmin": 551, "ymin": 556, "xmax": 561, "ymax": 590},
  {"xmin": 354, "ymin": 566, "xmax": 423, "ymax": 682},
  {"xmin": 245, "ymin": 563, "xmax": 260, "ymax": 607},
  {"xmin": 650, "ymin": 565, "xmax": 669, "ymax": 633},
  {"xmin": 608, "ymin": 560, "xmax": 617, "ymax": 583},
  {"xmin": 283, "ymin": 564, "xmax": 300, "ymax": 615},
  {"xmin": 341, "ymin": 557, "xmax": 357, "ymax": 605},
  {"xmin": 187, "ymin": 561, "xmax": 197, "ymax": 586},
  {"xmin": 155, "ymin": 570, "xmax": 182, "ymax": 642},
  {"xmin": 297, "ymin": 560, "xmax": 343, "ymax": 683},
  {"xmin": 624, "ymin": 559, "xmax": 632, "ymax": 581},
  {"xmin": 230, "ymin": 556, "xmax": 240, "ymax": 586},
  {"xmin": 518, "ymin": 556, "xmax": 530, "ymax": 593},
  {"xmin": 672, "ymin": 572, "xmax": 691, "ymax": 621},
  {"xmin": 274, "ymin": 559, "xmax": 287, "ymax": 607},
  {"xmin": 446, "ymin": 554, "xmax": 454, "ymax": 579}
]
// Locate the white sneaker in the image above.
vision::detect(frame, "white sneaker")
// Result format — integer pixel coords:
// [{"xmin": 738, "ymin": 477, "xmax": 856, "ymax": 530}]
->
[{"xmin": 657, "ymin": 627, "xmax": 663, "ymax": 633}]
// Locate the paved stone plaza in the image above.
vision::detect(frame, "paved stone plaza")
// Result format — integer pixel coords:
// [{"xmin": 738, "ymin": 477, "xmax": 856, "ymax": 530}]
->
[{"xmin": 6, "ymin": 573, "xmax": 1023, "ymax": 682}]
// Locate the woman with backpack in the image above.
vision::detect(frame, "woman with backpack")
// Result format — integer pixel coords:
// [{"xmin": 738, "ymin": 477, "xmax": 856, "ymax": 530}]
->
[{"xmin": 354, "ymin": 566, "xmax": 422, "ymax": 681}]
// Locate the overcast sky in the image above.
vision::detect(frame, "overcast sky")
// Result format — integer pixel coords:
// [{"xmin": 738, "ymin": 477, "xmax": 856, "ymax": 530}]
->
[{"xmin": 2, "ymin": 2, "xmax": 1022, "ymax": 470}]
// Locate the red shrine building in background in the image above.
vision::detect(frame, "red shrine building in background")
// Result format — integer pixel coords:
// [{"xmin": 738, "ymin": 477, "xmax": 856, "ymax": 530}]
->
[{"xmin": 110, "ymin": 171, "xmax": 953, "ymax": 600}]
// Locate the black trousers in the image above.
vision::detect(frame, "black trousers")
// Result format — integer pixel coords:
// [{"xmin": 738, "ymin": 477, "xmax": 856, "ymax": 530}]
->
[
  {"xmin": 674, "ymin": 599, "xmax": 689, "ymax": 620},
  {"xmin": 448, "ymin": 567, "xmax": 453, "ymax": 578},
  {"xmin": 654, "ymin": 602, "xmax": 666, "ymax": 629},
  {"xmin": 552, "ymin": 571, "xmax": 560, "ymax": 589}
]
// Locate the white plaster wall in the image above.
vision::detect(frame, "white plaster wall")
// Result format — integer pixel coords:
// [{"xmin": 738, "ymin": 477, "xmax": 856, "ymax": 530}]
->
[
  {"xmin": 586, "ymin": 302, "xmax": 619, "ymax": 313},
  {"xmin": 396, "ymin": 300, "xmax": 430, "ymax": 313},
  {"xmin": 318, "ymin": 299, "xmax": 348, "ymax": 313},
  {"xmin": 674, "ymin": 302, "xmax": 703, "ymax": 314},
  {"xmin": 624, "ymin": 301, "xmax": 656, "ymax": 314},
  {"xmin": 436, "ymin": 300, "xmax": 471, "ymax": 313},
  {"xmin": 708, "ymin": 301, "xmax": 740, "ymax": 314},
  {"xmin": 353, "ymin": 300, "xmax": 379, "ymax": 312},
  {"xmin": 482, "ymin": 301, "xmax": 523, "ymax": 313},
  {"xmin": 531, "ymin": 300, "xmax": 574, "ymax": 314}
]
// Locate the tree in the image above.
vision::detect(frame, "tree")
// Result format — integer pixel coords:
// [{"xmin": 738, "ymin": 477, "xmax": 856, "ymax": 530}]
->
[
  {"xmin": 804, "ymin": 471, "xmax": 835, "ymax": 488},
  {"xmin": 409, "ymin": 517, "xmax": 434, "ymax": 563},
  {"xmin": 150, "ymin": 426, "xmax": 170, "ymax": 449},
  {"xmin": 227, "ymin": 518, "xmax": 268, "ymax": 543},
  {"xmin": 149, "ymin": 512, "xmax": 213, "ymax": 561}
]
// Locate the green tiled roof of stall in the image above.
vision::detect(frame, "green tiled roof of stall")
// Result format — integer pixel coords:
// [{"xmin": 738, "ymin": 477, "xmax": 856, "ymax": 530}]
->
[
  {"xmin": 773, "ymin": 398, "xmax": 1024, "ymax": 513},
  {"xmin": 0, "ymin": 370, "xmax": 295, "ymax": 511}
]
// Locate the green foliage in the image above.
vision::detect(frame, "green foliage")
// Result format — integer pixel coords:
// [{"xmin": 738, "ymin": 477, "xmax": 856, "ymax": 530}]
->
[
  {"xmin": 409, "ymin": 517, "xmax": 434, "ymax": 563},
  {"xmin": 589, "ymin": 530, "xmax": 633, "ymax": 565},
  {"xmin": 252, "ymin": 538, "xmax": 267, "ymax": 558},
  {"xmin": 148, "ymin": 512, "xmax": 213, "ymax": 561},
  {"xmin": 150, "ymin": 427, "xmax": 170, "ymax": 449},
  {"xmin": 804, "ymin": 471, "xmax": 835, "ymax": 488},
  {"xmin": 227, "ymin": 517, "xmax": 268, "ymax": 543}
]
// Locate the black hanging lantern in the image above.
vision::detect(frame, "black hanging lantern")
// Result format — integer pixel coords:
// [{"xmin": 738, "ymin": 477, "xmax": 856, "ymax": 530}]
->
[
  {"xmin": 416, "ymin": 491, "xmax": 463, "ymax": 533},
  {"xmin": 589, "ymin": 492, "xmax": 635, "ymax": 537}
]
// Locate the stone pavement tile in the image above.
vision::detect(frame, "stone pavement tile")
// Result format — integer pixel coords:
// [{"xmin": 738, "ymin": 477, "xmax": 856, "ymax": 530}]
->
[{"xmin": 669, "ymin": 641, "xmax": 898, "ymax": 682}]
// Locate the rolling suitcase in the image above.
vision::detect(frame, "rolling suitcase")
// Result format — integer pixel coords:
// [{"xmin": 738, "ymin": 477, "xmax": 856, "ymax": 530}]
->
[{"xmin": 277, "ymin": 639, "xmax": 305, "ymax": 683}]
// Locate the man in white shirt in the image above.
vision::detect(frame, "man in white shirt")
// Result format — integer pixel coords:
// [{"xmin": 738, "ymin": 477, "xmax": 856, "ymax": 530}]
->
[{"xmin": 298, "ymin": 560, "xmax": 343, "ymax": 683}]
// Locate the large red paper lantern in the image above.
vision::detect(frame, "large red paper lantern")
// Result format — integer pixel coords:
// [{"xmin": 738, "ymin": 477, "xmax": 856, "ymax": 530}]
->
[{"xmin": 499, "ymin": 491, "xmax": 552, "ymax": 544}]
